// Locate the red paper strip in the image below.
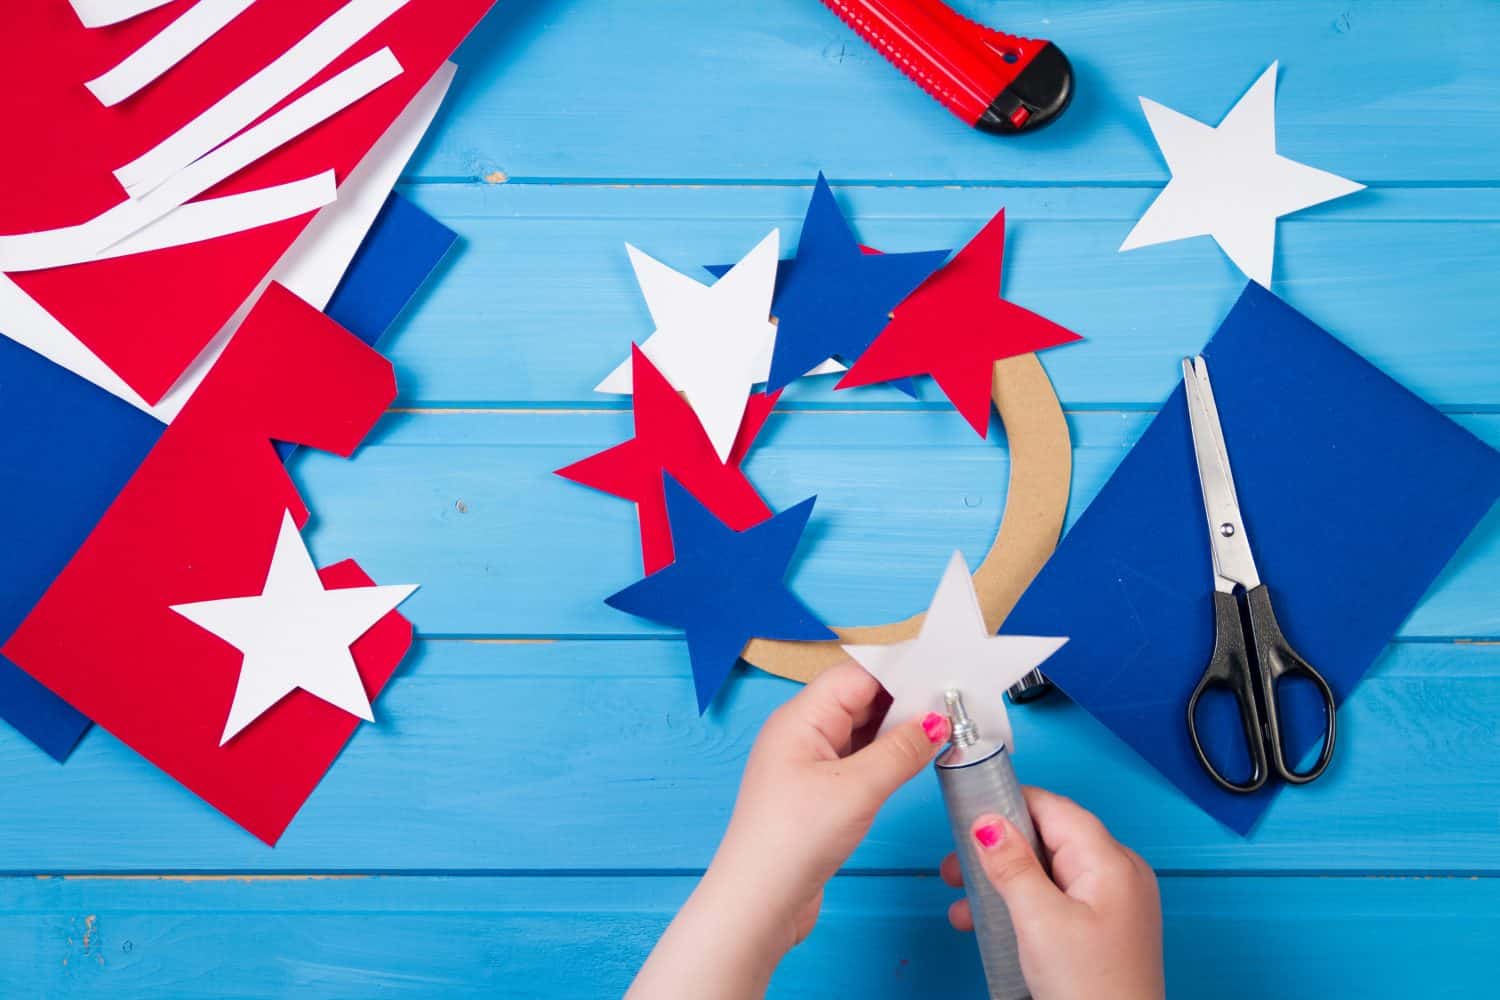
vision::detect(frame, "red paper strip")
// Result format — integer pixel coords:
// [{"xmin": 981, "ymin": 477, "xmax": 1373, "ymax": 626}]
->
[
  {"xmin": 0, "ymin": 0, "xmax": 494, "ymax": 404},
  {"xmin": 3, "ymin": 283, "xmax": 407, "ymax": 845},
  {"xmin": 838, "ymin": 210, "xmax": 1083, "ymax": 436},
  {"xmin": 557, "ymin": 346, "xmax": 778, "ymax": 574}
]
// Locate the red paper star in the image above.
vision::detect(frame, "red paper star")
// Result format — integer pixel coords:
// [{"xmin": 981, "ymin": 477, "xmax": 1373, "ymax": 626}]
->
[
  {"xmin": 836, "ymin": 210, "xmax": 1082, "ymax": 436},
  {"xmin": 557, "ymin": 346, "xmax": 777, "ymax": 573}
]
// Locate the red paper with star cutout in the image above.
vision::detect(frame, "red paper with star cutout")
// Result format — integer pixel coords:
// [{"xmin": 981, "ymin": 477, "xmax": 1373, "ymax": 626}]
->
[
  {"xmin": 838, "ymin": 210, "xmax": 1082, "ymax": 436},
  {"xmin": 0, "ymin": 0, "xmax": 495, "ymax": 405},
  {"xmin": 4, "ymin": 284, "xmax": 409, "ymax": 845},
  {"xmin": 557, "ymin": 346, "xmax": 778, "ymax": 573}
]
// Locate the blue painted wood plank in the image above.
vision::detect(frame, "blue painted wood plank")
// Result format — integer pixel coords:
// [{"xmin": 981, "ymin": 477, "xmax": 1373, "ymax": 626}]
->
[
  {"xmin": 384, "ymin": 184, "xmax": 1500, "ymax": 409},
  {"xmin": 0, "ymin": 639, "xmax": 1494, "ymax": 873},
  {"xmin": 288, "ymin": 410, "xmax": 1500, "ymax": 640},
  {"xmin": 415, "ymin": 0, "xmax": 1500, "ymax": 184},
  {"xmin": 0, "ymin": 873, "xmax": 1493, "ymax": 998}
]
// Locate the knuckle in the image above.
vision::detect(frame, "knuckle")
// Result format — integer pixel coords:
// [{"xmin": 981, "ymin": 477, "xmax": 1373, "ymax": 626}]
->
[{"xmin": 983, "ymin": 850, "xmax": 1036, "ymax": 886}]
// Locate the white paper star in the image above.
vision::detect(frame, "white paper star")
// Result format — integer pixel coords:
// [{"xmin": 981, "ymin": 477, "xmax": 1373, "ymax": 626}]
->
[
  {"xmin": 594, "ymin": 229, "xmax": 840, "ymax": 461},
  {"xmin": 1120, "ymin": 62, "xmax": 1364, "ymax": 287},
  {"xmin": 171, "ymin": 511, "xmax": 418, "ymax": 746},
  {"xmin": 843, "ymin": 551, "xmax": 1067, "ymax": 752}
]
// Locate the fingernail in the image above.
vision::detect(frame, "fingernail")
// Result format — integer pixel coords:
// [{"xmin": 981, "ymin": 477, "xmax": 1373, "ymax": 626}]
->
[
  {"xmin": 974, "ymin": 821, "xmax": 1005, "ymax": 849},
  {"xmin": 921, "ymin": 712, "xmax": 950, "ymax": 744}
]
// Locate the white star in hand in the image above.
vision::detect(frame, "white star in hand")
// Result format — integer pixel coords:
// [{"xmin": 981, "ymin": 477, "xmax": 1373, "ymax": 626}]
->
[
  {"xmin": 594, "ymin": 229, "xmax": 839, "ymax": 462},
  {"xmin": 843, "ymin": 551, "xmax": 1067, "ymax": 752},
  {"xmin": 171, "ymin": 510, "xmax": 418, "ymax": 746},
  {"xmin": 1120, "ymin": 62, "xmax": 1364, "ymax": 287}
]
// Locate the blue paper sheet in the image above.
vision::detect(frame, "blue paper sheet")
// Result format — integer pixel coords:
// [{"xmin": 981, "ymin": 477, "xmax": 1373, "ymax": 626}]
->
[
  {"xmin": 0, "ymin": 192, "xmax": 455, "ymax": 760},
  {"xmin": 1003, "ymin": 283, "xmax": 1500, "ymax": 834}
]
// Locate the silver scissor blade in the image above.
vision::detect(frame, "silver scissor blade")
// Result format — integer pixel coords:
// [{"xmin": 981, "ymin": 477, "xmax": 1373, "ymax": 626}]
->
[{"xmin": 1182, "ymin": 356, "xmax": 1260, "ymax": 592}]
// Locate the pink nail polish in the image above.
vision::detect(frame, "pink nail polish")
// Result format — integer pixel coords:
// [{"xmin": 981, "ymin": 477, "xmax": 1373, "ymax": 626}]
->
[
  {"xmin": 974, "ymin": 822, "xmax": 1004, "ymax": 849},
  {"xmin": 921, "ymin": 712, "xmax": 949, "ymax": 744}
]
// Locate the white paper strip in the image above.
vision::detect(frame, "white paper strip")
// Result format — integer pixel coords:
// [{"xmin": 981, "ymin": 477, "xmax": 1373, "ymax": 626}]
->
[
  {"xmin": 0, "ymin": 47, "xmax": 401, "ymax": 272},
  {"xmin": 70, "ymin": 0, "xmax": 176, "ymax": 29},
  {"xmin": 87, "ymin": 0, "xmax": 260, "ymax": 108},
  {"xmin": 149, "ymin": 61, "xmax": 455, "ymax": 423},
  {"xmin": 114, "ymin": 0, "xmax": 412, "ymax": 197},
  {"xmin": 99, "ymin": 170, "xmax": 335, "ymax": 260}
]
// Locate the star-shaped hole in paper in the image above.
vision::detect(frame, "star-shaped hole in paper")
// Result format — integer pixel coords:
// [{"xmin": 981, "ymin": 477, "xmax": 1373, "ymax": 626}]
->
[
  {"xmin": 836, "ymin": 208, "xmax": 1083, "ymax": 436},
  {"xmin": 843, "ymin": 551, "xmax": 1067, "ymax": 752},
  {"xmin": 170, "ymin": 510, "xmax": 418, "ymax": 746},
  {"xmin": 595, "ymin": 229, "xmax": 786, "ymax": 462},
  {"xmin": 605, "ymin": 474, "xmax": 834, "ymax": 712},
  {"xmin": 760, "ymin": 173, "xmax": 949, "ymax": 392},
  {"xmin": 1119, "ymin": 62, "xmax": 1365, "ymax": 287},
  {"xmin": 558, "ymin": 346, "xmax": 778, "ymax": 574}
]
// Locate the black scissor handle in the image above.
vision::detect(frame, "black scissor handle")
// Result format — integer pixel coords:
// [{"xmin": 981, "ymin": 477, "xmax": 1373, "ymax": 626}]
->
[
  {"xmin": 1244, "ymin": 585, "xmax": 1338, "ymax": 785},
  {"xmin": 1187, "ymin": 590, "xmax": 1269, "ymax": 794}
]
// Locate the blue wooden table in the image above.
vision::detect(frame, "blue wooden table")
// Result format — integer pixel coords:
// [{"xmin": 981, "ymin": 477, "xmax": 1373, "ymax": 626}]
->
[{"xmin": 4, "ymin": 2, "xmax": 1498, "ymax": 996}]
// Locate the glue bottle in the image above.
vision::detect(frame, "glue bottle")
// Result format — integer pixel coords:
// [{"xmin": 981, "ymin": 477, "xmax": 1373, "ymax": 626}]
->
[{"xmin": 936, "ymin": 689, "xmax": 1041, "ymax": 1000}]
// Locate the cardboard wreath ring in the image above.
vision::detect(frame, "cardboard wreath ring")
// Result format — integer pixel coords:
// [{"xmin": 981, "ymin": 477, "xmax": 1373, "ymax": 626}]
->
[{"xmin": 741, "ymin": 353, "xmax": 1071, "ymax": 685}]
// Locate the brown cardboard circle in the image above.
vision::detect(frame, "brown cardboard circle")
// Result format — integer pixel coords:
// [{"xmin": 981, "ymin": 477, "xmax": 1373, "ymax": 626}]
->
[{"xmin": 741, "ymin": 353, "xmax": 1071, "ymax": 684}]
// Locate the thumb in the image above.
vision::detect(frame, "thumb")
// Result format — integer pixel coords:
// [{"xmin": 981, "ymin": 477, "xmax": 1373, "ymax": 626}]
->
[
  {"xmin": 970, "ymin": 815, "xmax": 1068, "ymax": 925},
  {"xmin": 843, "ymin": 712, "xmax": 949, "ymax": 805}
]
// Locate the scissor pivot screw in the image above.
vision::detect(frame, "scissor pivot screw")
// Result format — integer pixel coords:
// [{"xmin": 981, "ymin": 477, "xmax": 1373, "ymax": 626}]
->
[{"xmin": 1219, "ymin": 523, "xmax": 1236, "ymax": 537}]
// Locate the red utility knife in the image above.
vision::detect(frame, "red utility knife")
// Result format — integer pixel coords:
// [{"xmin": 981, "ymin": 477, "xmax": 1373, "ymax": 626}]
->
[{"xmin": 819, "ymin": 0, "xmax": 1074, "ymax": 134}]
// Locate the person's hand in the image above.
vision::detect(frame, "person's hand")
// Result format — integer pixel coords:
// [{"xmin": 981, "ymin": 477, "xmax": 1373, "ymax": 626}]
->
[
  {"xmin": 627, "ymin": 662, "xmax": 948, "ymax": 999},
  {"xmin": 941, "ymin": 786, "xmax": 1165, "ymax": 1000},
  {"xmin": 712, "ymin": 660, "xmax": 951, "ymax": 949}
]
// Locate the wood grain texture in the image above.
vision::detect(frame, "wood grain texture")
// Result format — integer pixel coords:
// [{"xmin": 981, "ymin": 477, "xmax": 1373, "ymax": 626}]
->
[
  {"xmin": 1, "ymin": 874, "xmax": 1494, "ymax": 998},
  {"xmin": 285, "ymin": 410, "xmax": 1500, "ymax": 640},
  {"xmin": 384, "ymin": 184, "xmax": 1500, "ymax": 410},
  {"xmin": 416, "ymin": 0, "xmax": 1500, "ymax": 183},
  {"xmin": 0, "ymin": 640, "xmax": 1495, "ymax": 874},
  {"xmin": 5, "ymin": 2, "xmax": 1498, "ymax": 995}
]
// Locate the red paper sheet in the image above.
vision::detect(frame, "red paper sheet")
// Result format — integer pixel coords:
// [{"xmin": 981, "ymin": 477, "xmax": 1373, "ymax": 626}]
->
[
  {"xmin": 557, "ymin": 347, "xmax": 777, "ymax": 574},
  {"xmin": 0, "ymin": 0, "xmax": 494, "ymax": 404},
  {"xmin": 3, "ymin": 283, "xmax": 408, "ymax": 845}
]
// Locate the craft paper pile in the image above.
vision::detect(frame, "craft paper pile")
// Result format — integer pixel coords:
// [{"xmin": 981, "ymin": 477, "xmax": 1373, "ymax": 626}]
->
[
  {"xmin": 564, "ymin": 175, "xmax": 1081, "ymax": 712},
  {"xmin": 0, "ymin": 0, "xmax": 493, "ymax": 842},
  {"xmin": 1002, "ymin": 283, "xmax": 1500, "ymax": 834}
]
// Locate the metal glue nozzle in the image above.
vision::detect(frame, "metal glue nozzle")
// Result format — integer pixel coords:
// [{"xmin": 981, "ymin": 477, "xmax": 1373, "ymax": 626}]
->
[{"xmin": 944, "ymin": 689, "xmax": 980, "ymax": 748}]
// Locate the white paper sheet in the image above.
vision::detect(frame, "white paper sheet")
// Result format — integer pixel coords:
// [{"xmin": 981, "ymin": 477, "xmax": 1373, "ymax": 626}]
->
[
  {"xmin": 843, "ymin": 551, "xmax": 1068, "ymax": 752},
  {"xmin": 171, "ymin": 510, "xmax": 417, "ymax": 745},
  {"xmin": 1119, "ymin": 62, "xmax": 1365, "ymax": 287},
  {"xmin": 0, "ymin": 47, "xmax": 400, "ymax": 272},
  {"xmin": 114, "ymin": 0, "xmax": 412, "ymax": 197},
  {"xmin": 87, "ymin": 0, "xmax": 260, "ymax": 107},
  {"xmin": 70, "ymin": 0, "xmax": 176, "ymax": 29}
]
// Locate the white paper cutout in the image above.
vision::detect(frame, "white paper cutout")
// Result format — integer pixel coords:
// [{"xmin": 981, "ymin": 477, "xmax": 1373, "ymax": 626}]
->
[
  {"xmin": 0, "ymin": 62, "xmax": 451, "ymax": 422},
  {"xmin": 0, "ymin": 47, "xmax": 400, "ymax": 273},
  {"xmin": 98, "ymin": 172, "xmax": 336, "ymax": 261},
  {"xmin": 594, "ymin": 231, "xmax": 841, "ymax": 462},
  {"xmin": 1119, "ymin": 62, "xmax": 1365, "ymax": 287},
  {"xmin": 171, "ymin": 510, "xmax": 417, "ymax": 746},
  {"xmin": 843, "ymin": 551, "xmax": 1068, "ymax": 752},
  {"xmin": 115, "ymin": 0, "xmax": 413, "ymax": 197},
  {"xmin": 150, "ymin": 61, "xmax": 454, "ymax": 423},
  {"xmin": 71, "ymin": 0, "xmax": 176, "ymax": 29},
  {"xmin": 87, "ymin": 0, "xmax": 259, "ymax": 107}
]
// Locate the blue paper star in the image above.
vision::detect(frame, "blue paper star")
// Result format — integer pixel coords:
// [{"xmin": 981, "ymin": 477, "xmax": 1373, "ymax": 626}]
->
[
  {"xmin": 605, "ymin": 474, "xmax": 835, "ymax": 712},
  {"xmin": 760, "ymin": 173, "xmax": 949, "ymax": 392}
]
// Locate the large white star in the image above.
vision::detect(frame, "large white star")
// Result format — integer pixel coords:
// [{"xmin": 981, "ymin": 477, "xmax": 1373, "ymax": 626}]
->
[
  {"xmin": 843, "ymin": 551, "xmax": 1067, "ymax": 752},
  {"xmin": 594, "ymin": 229, "xmax": 839, "ymax": 462},
  {"xmin": 1120, "ymin": 62, "xmax": 1364, "ymax": 287},
  {"xmin": 171, "ymin": 511, "xmax": 418, "ymax": 746}
]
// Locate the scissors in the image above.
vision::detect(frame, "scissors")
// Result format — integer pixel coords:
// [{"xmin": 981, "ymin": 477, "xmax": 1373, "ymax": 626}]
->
[{"xmin": 1182, "ymin": 356, "xmax": 1337, "ymax": 794}]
